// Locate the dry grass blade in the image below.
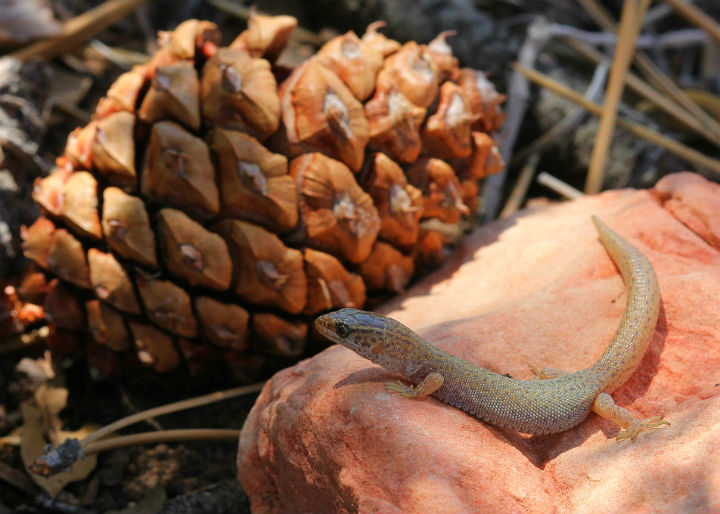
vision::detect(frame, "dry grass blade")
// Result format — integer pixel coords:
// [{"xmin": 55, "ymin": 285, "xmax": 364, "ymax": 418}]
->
[
  {"xmin": 663, "ymin": 0, "xmax": 720, "ymax": 45},
  {"xmin": 81, "ymin": 382, "xmax": 264, "ymax": 446},
  {"xmin": 586, "ymin": 0, "xmax": 650, "ymax": 194},
  {"xmin": 578, "ymin": 0, "xmax": 720, "ymax": 147},
  {"xmin": 500, "ymin": 153, "xmax": 541, "ymax": 218},
  {"xmin": 577, "ymin": 0, "xmax": 617, "ymax": 29},
  {"xmin": 513, "ymin": 63, "xmax": 720, "ymax": 177},
  {"xmin": 510, "ymin": 58, "xmax": 610, "ymax": 167},
  {"xmin": 565, "ymin": 38, "xmax": 720, "ymax": 147},
  {"xmin": 9, "ymin": 0, "xmax": 148, "ymax": 62},
  {"xmin": 537, "ymin": 172, "xmax": 584, "ymax": 200}
]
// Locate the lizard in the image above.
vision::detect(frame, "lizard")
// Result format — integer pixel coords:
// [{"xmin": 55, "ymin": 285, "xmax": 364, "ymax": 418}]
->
[{"xmin": 314, "ymin": 216, "xmax": 670, "ymax": 441}]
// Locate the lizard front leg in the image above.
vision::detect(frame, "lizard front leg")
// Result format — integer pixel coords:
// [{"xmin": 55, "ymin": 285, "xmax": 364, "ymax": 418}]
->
[
  {"xmin": 385, "ymin": 372, "xmax": 444, "ymax": 399},
  {"xmin": 592, "ymin": 392, "xmax": 670, "ymax": 441}
]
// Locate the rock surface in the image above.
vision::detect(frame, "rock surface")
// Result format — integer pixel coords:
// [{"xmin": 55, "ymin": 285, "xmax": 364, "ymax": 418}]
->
[{"xmin": 237, "ymin": 172, "xmax": 720, "ymax": 514}]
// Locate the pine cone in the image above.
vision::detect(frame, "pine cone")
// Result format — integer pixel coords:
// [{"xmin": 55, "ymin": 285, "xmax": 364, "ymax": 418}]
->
[{"xmin": 21, "ymin": 15, "xmax": 505, "ymax": 381}]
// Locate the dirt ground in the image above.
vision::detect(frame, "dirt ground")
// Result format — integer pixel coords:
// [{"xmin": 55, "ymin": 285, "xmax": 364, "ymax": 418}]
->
[{"xmin": 0, "ymin": 344, "xmax": 257, "ymax": 513}]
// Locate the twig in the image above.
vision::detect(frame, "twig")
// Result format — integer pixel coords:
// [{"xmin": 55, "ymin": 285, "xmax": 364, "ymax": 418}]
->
[
  {"xmin": 88, "ymin": 39, "xmax": 150, "ymax": 67},
  {"xmin": 483, "ymin": 17, "xmax": 550, "ymax": 221},
  {"xmin": 510, "ymin": 58, "xmax": 610, "ymax": 166},
  {"xmin": 586, "ymin": 0, "xmax": 650, "ymax": 194},
  {"xmin": 9, "ymin": 0, "xmax": 148, "ymax": 62},
  {"xmin": 82, "ymin": 382, "xmax": 264, "ymax": 446},
  {"xmin": 537, "ymin": 172, "xmax": 585, "ymax": 200},
  {"xmin": 82, "ymin": 429, "xmax": 240, "ymax": 455},
  {"xmin": 663, "ymin": 0, "xmax": 720, "ymax": 46},
  {"xmin": 547, "ymin": 25, "xmax": 706, "ymax": 48},
  {"xmin": 643, "ymin": 4, "xmax": 674, "ymax": 27},
  {"xmin": 500, "ymin": 153, "xmax": 541, "ymax": 218},
  {"xmin": 576, "ymin": 0, "xmax": 617, "ymax": 29},
  {"xmin": 513, "ymin": 63, "xmax": 720, "ymax": 177},
  {"xmin": 31, "ymin": 429, "xmax": 240, "ymax": 475},
  {"xmin": 31, "ymin": 382, "xmax": 264, "ymax": 476},
  {"xmin": 577, "ymin": 0, "xmax": 720, "ymax": 148},
  {"xmin": 565, "ymin": 38, "xmax": 720, "ymax": 147}
]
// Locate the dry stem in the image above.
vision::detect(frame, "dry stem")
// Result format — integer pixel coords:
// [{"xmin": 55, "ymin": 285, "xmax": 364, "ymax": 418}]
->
[
  {"xmin": 565, "ymin": 38, "xmax": 720, "ymax": 147},
  {"xmin": 577, "ymin": 0, "xmax": 720, "ymax": 147},
  {"xmin": 585, "ymin": 0, "xmax": 650, "ymax": 194},
  {"xmin": 82, "ymin": 429, "xmax": 241, "ymax": 455},
  {"xmin": 663, "ymin": 0, "xmax": 720, "ymax": 45},
  {"xmin": 82, "ymin": 382, "xmax": 264, "ymax": 446},
  {"xmin": 537, "ymin": 172, "xmax": 585, "ymax": 200},
  {"xmin": 510, "ymin": 58, "xmax": 609, "ymax": 166},
  {"xmin": 10, "ymin": 0, "xmax": 148, "ymax": 62},
  {"xmin": 513, "ymin": 63, "xmax": 720, "ymax": 177},
  {"xmin": 500, "ymin": 153, "xmax": 541, "ymax": 218}
]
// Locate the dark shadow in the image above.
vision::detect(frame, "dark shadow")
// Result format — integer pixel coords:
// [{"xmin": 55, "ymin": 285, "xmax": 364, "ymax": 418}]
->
[{"xmin": 332, "ymin": 365, "xmax": 394, "ymax": 389}]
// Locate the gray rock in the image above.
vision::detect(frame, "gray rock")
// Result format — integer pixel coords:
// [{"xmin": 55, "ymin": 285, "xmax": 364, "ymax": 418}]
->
[{"xmin": 0, "ymin": 57, "xmax": 52, "ymax": 278}]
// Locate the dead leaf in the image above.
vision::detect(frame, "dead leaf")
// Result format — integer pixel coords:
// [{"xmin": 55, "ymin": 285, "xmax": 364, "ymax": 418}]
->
[
  {"xmin": 0, "ymin": 427, "xmax": 22, "ymax": 446},
  {"xmin": 15, "ymin": 351, "xmax": 55, "ymax": 387},
  {"xmin": 19, "ymin": 380, "xmax": 99, "ymax": 498}
]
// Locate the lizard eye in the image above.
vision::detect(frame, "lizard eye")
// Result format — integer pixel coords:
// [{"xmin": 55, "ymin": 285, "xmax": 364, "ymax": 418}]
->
[{"xmin": 335, "ymin": 321, "xmax": 351, "ymax": 338}]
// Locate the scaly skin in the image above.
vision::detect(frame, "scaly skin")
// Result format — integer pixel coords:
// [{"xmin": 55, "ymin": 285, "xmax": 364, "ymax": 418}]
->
[{"xmin": 315, "ymin": 216, "xmax": 669, "ymax": 439}]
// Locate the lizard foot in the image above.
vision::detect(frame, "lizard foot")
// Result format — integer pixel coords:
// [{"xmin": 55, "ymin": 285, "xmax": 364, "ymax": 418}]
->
[
  {"xmin": 385, "ymin": 381, "xmax": 417, "ymax": 398},
  {"xmin": 528, "ymin": 364, "xmax": 567, "ymax": 380},
  {"xmin": 616, "ymin": 417, "xmax": 670, "ymax": 442},
  {"xmin": 385, "ymin": 372, "xmax": 444, "ymax": 399}
]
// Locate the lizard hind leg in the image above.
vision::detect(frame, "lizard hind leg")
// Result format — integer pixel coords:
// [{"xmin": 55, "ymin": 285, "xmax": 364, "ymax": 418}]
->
[
  {"xmin": 385, "ymin": 372, "xmax": 444, "ymax": 399},
  {"xmin": 592, "ymin": 392, "xmax": 670, "ymax": 442}
]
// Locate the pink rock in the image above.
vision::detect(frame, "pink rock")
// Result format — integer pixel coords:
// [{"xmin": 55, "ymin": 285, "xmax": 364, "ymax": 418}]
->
[
  {"xmin": 653, "ymin": 171, "xmax": 720, "ymax": 251},
  {"xmin": 237, "ymin": 172, "xmax": 720, "ymax": 513}
]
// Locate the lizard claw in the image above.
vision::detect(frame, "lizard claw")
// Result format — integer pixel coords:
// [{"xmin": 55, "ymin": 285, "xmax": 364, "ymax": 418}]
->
[
  {"xmin": 616, "ymin": 416, "xmax": 670, "ymax": 442},
  {"xmin": 385, "ymin": 381, "xmax": 416, "ymax": 398}
]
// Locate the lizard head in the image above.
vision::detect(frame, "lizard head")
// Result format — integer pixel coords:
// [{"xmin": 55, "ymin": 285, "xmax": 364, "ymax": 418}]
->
[{"xmin": 315, "ymin": 308, "xmax": 416, "ymax": 365}]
